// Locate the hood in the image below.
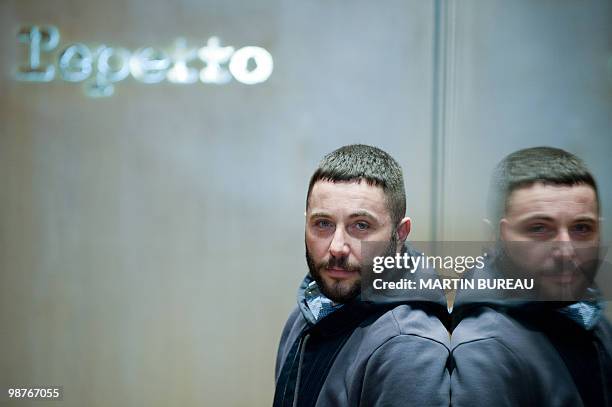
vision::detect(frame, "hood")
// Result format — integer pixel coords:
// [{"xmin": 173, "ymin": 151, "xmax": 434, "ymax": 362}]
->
[{"xmin": 297, "ymin": 241, "xmax": 449, "ymax": 326}]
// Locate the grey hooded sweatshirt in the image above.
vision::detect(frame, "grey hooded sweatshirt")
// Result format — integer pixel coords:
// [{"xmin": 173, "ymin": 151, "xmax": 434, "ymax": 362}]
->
[
  {"xmin": 450, "ymin": 256, "xmax": 612, "ymax": 407},
  {"xmin": 273, "ymin": 264, "xmax": 451, "ymax": 406}
]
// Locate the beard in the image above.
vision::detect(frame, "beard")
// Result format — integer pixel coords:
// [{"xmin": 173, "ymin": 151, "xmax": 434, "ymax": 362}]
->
[
  {"xmin": 305, "ymin": 233, "xmax": 398, "ymax": 303},
  {"xmin": 497, "ymin": 241, "xmax": 599, "ymax": 302}
]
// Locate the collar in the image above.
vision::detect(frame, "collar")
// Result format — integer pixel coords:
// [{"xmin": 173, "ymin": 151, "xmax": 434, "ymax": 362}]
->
[{"xmin": 304, "ymin": 279, "xmax": 344, "ymax": 321}]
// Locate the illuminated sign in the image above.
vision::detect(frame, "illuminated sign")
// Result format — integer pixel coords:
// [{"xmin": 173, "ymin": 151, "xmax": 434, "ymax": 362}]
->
[{"xmin": 14, "ymin": 25, "xmax": 274, "ymax": 97}]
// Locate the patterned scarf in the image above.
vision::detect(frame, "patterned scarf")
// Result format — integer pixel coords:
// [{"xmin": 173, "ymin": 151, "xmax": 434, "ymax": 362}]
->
[
  {"xmin": 304, "ymin": 280, "xmax": 344, "ymax": 321},
  {"xmin": 557, "ymin": 298, "xmax": 605, "ymax": 331}
]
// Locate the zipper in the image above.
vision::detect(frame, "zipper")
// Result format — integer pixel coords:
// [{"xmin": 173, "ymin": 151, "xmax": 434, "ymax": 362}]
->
[
  {"xmin": 593, "ymin": 338, "xmax": 609, "ymax": 407},
  {"xmin": 292, "ymin": 333, "xmax": 310, "ymax": 407}
]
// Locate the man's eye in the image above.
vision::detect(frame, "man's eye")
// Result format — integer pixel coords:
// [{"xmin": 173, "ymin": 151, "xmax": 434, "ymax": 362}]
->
[
  {"xmin": 354, "ymin": 222, "xmax": 370, "ymax": 231},
  {"xmin": 315, "ymin": 220, "xmax": 333, "ymax": 229},
  {"xmin": 526, "ymin": 224, "xmax": 549, "ymax": 234},
  {"xmin": 571, "ymin": 223, "xmax": 593, "ymax": 235}
]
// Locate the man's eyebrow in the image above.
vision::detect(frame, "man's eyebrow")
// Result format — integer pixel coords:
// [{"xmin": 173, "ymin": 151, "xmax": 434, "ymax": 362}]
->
[
  {"xmin": 516, "ymin": 213, "xmax": 598, "ymax": 223},
  {"xmin": 516, "ymin": 213, "xmax": 556, "ymax": 223},
  {"xmin": 573, "ymin": 216, "xmax": 598, "ymax": 223},
  {"xmin": 307, "ymin": 210, "xmax": 380, "ymax": 222},
  {"xmin": 308, "ymin": 211, "xmax": 331, "ymax": 219},
  {"xmin": 348, "ymin": 211, "xmax": 379, "ymax": 221}
]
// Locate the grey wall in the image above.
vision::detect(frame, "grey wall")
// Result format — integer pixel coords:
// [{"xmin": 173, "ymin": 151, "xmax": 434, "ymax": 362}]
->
[
  {"xmin": 436, "ymin": 0, "xmax": 612, "ymax": 241},
  {"xmin": 0, "ymin": 1, "xmax": 610, "ymax": 406}
]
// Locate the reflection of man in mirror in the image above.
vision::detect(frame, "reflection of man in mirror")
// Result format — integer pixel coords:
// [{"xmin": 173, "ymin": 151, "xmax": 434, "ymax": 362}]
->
[
  {"xmin": 493, "ymin": 147, "xmax": 602, "ymax": 302},
  {"xmin": 451, "ymin": 147, "xmax": 612, "ymax": 407}
]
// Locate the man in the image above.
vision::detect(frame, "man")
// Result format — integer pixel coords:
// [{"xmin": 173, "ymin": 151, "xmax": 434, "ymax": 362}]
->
[
  {"xmin": 451, "ymin": 147, "xmax": 612, "ymax": 406},
  {"xmin": 273, "ymin": 144, "xmax": 450, "ymax": 407}
]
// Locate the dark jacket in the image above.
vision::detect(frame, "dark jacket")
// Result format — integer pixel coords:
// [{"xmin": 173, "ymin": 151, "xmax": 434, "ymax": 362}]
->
[
  {"xmin": 273, "ymin": 251, "xmax": 451, "ymax": 407},
  {"xmin": 451, "ymin": 259, "xmax": 612, "ymax": 407}
]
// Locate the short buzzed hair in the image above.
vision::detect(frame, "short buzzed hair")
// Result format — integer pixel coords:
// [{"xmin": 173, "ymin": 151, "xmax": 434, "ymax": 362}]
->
[
  {"xmin": 306, "ymin": 144, "xmax": 406, "ymax": 227},
  {"xmin": 489, "ymin": 146, "xmax": 599, "ymax": 221}
]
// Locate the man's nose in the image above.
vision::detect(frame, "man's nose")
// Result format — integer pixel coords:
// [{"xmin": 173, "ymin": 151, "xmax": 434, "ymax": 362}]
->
[
  {"xmin": 556, "ymin": 227, "xmax": 572, "ymax": 243},
  {"xmin": 329, "ymin": 227, "xmax": 350, "ymax": 257},
  {"xmin": 553, "ymin": 228, "xmax": 576, "ymax": 260}
]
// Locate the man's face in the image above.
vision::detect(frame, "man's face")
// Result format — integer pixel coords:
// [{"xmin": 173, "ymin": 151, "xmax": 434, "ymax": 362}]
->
[
  {"xmin": 305, "ymin": 180, "xmax": 403, "ymax": 303},
  {"xmin": 499, "ymin": 182, "xmax": 600, "ymax": 300}
]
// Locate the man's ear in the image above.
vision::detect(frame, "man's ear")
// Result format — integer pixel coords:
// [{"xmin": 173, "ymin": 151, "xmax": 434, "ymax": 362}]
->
[
  {"xmin": 499, "ymin": 218, "xmax": 510, "ymax": 241},
  {"xmin": 396, "ymin": 217, "xmax": 411, "ymax": 243}
]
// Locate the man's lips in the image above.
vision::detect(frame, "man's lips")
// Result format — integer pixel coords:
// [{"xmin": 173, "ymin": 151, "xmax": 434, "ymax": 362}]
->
[
  {"xmin": 324, "ymin": 267, "xmax": 358, "ymax": 279},
  {"xmin": 540, "ymin": 272, "xmax": 581, "ymax": 284}
]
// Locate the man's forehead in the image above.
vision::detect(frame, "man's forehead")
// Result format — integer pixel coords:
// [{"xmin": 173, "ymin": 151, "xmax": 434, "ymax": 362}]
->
[
  {"xmin": 310, "ymin": 179, "xmax": 384, "ymax": 197},
  {"xmin": 308, "ymin": 180, "xmax": 388, "ymax": 213},
  {"xmin": 506, "ymin": 182, "xmax": 598, "ymax": 218}
]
